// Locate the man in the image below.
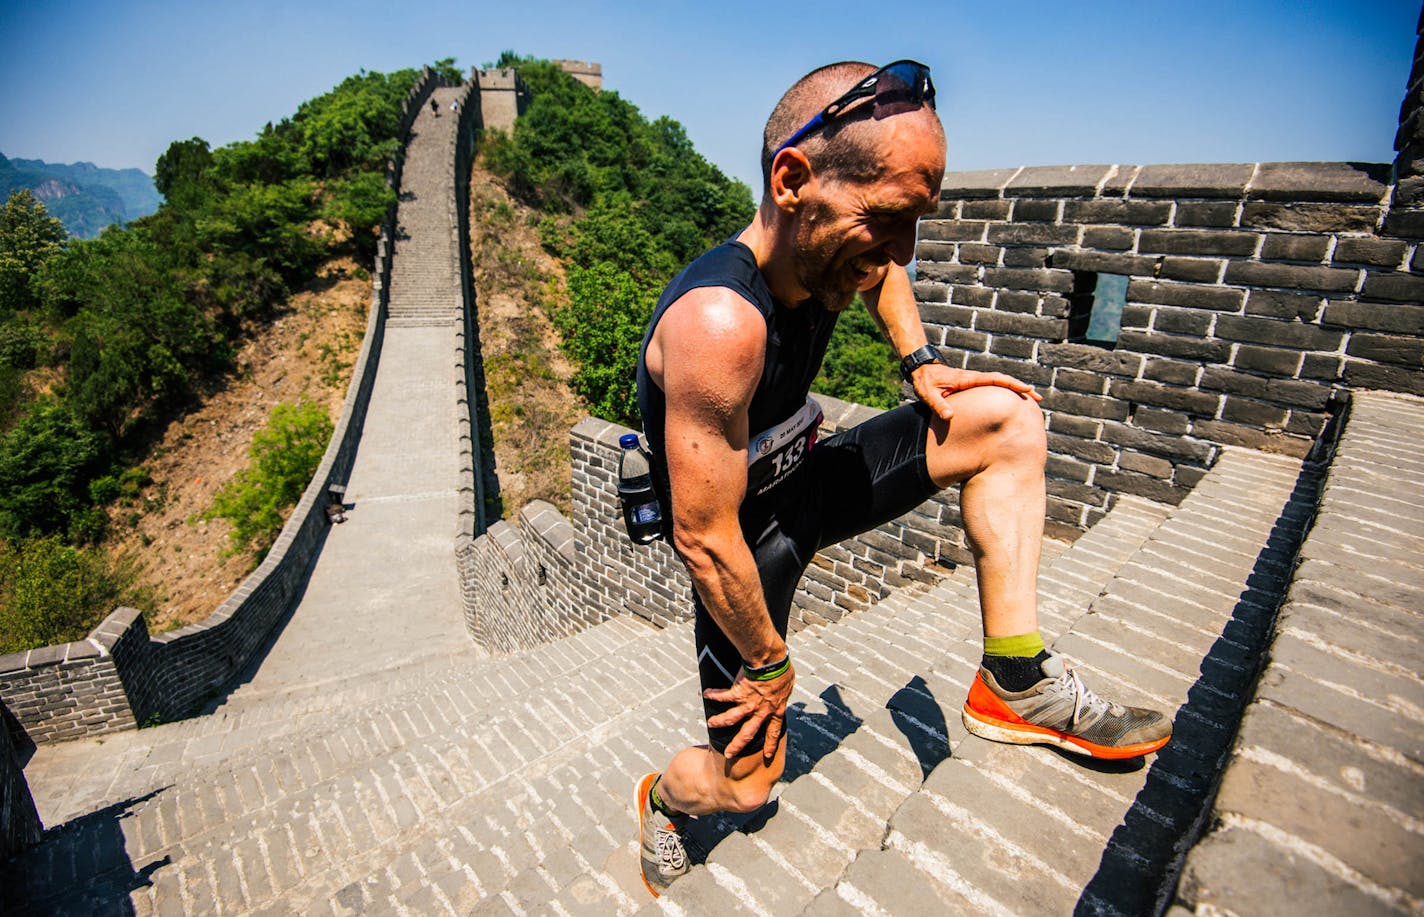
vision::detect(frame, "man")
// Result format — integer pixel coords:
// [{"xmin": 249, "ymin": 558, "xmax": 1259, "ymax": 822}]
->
[{"xmin": 633, "ymin": 60, "xmax": 1171, "ymax": 897}]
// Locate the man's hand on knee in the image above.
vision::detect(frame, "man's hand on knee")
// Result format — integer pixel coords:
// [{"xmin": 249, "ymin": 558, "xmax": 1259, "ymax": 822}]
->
[
  {"xmin": 704, "ymin": 663, "xmax": 796, "ymax": 761},
  {"xmin": 912, "ymin": 364, "xmax": 1041, "ymax": 422}
]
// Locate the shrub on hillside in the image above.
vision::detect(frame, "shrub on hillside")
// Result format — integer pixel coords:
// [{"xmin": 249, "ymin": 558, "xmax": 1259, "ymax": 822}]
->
[
  {"xmin": 0, "ymin": 535, "xmax": 138, "ymax": 654},
  {"xmin": 484, "ymin": 55, "xmax": 754, "ymax": 426},
  {"xmin": 203, "ymin": 398, "xmax": 334, "ymax": 562}
]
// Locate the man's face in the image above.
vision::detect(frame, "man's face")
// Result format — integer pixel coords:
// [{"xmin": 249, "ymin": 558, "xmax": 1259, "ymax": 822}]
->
[{"xmin": 790, "ymin": 118, "xmax": 945, "ymax": 311}]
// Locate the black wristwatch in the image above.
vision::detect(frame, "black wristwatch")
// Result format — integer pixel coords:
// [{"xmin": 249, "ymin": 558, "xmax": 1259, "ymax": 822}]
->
[{"xmin": 899, "ymin": 345, "xmax": 944, "ymax": 382}]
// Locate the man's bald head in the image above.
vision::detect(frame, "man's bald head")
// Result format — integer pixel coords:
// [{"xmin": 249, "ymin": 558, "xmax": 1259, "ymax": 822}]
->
[{"xmin": 760, "ymin": 61, "xmax": 945, "ymax": 195}]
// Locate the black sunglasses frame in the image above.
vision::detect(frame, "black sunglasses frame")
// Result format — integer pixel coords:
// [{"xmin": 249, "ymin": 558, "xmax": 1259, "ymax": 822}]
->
[{"xmin": 772, "ymin": 60, "xmax": 936, "ymax": 158}]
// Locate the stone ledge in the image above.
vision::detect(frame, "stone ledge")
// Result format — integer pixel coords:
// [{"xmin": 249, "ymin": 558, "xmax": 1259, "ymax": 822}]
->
[{"xmin": 1247, "ymin": 161, "xmax": 1391, "ymax": 204}]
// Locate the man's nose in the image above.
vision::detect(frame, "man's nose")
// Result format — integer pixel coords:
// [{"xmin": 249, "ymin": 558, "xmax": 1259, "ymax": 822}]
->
[{"xmin": 887, "ymin": 221, "xmax": 918, "ymax": 266}]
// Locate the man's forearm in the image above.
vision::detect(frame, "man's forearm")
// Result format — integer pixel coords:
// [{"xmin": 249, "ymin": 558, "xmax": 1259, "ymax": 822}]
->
[
  {"xmin": 862, "ymin": 265, "xmax": 928, "ymax": 358},
  {"xmin": 677, "ymin": 532, "xmax": 786, "ymax": 667}
]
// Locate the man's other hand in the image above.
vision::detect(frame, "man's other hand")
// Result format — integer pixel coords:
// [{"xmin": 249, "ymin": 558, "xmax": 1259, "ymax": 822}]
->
[
  {"xmin": 912, "ymin": 364, "xmax": 1042, "ymax": 422},
  {"xmin": 704, "ymin": 662, "xmax": 796, "ymax": 761}
]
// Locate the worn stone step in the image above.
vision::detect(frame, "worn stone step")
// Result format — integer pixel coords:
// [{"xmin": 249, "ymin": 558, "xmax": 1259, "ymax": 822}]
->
[
  {"xmin": 808, "ymin": 448, "xmax": 1308, "ymax": 917},
  {"xmin": 26, "ymin": 617, "xmax": 649, "ymax": 831},
  {"xmin": 647, "ymin": 494, "xmax": 1174, "ymax": 914},
  {"xmin": 3, "ymin": 618, "xmax": 686, "ymax": 913}
]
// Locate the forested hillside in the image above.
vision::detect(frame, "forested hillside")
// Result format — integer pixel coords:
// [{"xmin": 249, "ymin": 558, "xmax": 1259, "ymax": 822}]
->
[
  {"xmin": 0, "ymin": 62, "xmax": 463, "ymax": 653},
  {"xmin": 0, "ymin": 54, "xmax": 904, "ymax": 655}
]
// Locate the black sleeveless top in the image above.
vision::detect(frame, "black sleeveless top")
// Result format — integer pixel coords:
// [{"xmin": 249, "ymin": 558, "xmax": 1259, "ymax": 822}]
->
[{"xmin": 636, "ymin": 240, "xmax": 839, "ymax": 531}]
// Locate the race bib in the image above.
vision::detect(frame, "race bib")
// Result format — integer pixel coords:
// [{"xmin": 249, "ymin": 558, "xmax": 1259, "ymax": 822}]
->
[{"xmin": 747, "ymin": 397, "xmax": 823, "ymax": 496}]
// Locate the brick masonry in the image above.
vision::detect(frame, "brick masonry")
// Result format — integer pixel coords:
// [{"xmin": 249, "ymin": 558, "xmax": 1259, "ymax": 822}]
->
[
  {"xmin": 0, "ymin": 698, "xmax": 41, "ymax": 858},
  {"xmin": 0, "ymin": 68, "xmax": 450, "ymax": 745},
  {"xmin": 924, "ymin": 157, "xmax": 1422, "ymax": 532},
  {"xmin": 460, "ymin": 396, "xmax": 960, "ymax": 655}
]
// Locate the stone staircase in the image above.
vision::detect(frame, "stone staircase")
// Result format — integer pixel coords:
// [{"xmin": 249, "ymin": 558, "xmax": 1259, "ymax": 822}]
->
[
  {"xmin": 387, "ymin": 86, "xmax": 465, "ymax": 329},
  {"xmin": 2, "ymin": 444, "xmax": 1316, "ymax": 915}
]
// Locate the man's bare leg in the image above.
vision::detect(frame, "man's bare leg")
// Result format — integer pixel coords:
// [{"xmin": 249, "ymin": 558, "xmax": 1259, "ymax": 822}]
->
[
  {"xmin": 926, "ymin": 385, "xmax": 1173, "ymax": 758},
  {"xmin": 656, "ymin": 737, "xmax": 786, "ymax": 817},
  {"xmin": 922, "ymin": 384, "xmax": 1048, "ymax": 636}
]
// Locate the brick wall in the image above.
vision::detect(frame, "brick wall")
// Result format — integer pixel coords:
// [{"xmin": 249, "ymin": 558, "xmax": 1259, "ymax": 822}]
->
[
  {"xmin": 920, "ymin": 160, "xmax": 1422, "ymax": 536},
  {"xmin": 1, "ymin": 699, "xmax": 41, "ymax": 857},
  {"xmin": 0, "ymin": 68, "xmax": 448, "ymax": 745}
]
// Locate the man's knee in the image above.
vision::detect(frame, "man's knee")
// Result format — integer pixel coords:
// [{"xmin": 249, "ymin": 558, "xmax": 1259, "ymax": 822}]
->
[{"xmin": 947, "ymin": 385, "xmax": 1046, "ymax": 455}]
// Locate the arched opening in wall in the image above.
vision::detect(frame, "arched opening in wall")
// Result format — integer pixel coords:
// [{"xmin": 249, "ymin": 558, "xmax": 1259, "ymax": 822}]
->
[{"xmin": 1067, "ymin": 271, "xmax": 1128, "ymax": 347}]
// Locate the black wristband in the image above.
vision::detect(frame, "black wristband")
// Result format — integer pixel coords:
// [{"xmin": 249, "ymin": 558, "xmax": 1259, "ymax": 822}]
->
[
  {"xmin": 899, "ymin": 345, "xmax": 944, "ymax": 383},
  {"xmin": 742, "ymin": 653, "xmax": 791, "ymax": 681}
]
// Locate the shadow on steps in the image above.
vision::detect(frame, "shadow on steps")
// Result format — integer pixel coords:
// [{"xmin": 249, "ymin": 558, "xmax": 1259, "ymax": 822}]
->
[
  {"xmin": 1075, "ymin": 459, "xmax": 1326, "ymax": 916},
  {"xmin": 1, "ymin": 788, "xmax": 170, "ymax": 916},
  {"xmin": 683, "ymin": 676, "xmax": 952, "ymax": 864}
]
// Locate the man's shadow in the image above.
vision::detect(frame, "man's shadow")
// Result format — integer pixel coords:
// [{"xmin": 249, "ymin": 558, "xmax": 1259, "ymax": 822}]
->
[
  {"xmin": 684, "ymin": 675, "xmax": 952, "ymax": 859},
  {"xmin": 0, "ymin": 788, "xmax": 171, "ymax": 916}
]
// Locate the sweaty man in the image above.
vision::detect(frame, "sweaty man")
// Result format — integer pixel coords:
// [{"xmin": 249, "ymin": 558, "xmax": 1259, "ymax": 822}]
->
[{"xmin": 633, "ymin": 60, "xmax": 1171, "ymax": 897}]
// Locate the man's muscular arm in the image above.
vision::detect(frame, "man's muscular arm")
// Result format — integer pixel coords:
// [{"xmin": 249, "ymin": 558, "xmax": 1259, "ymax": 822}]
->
[
  {"xmin": 650, "ymin": 287, "xmax": 794, "ymax": 760},
  {"xmin": 862, "ymin": 265, "xmax": 1041, "ymax": 421}
]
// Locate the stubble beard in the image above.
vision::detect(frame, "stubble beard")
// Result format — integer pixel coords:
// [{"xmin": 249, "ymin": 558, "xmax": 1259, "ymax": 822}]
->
[{"xmin": 792, "ymin": 200, "xmax": 858, "ymax": 312}]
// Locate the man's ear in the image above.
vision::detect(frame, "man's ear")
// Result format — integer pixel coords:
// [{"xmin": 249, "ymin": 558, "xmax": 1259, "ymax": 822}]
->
[{"xmin": 770, "ymin": 147, "xmax": 814, "ymax": 214}]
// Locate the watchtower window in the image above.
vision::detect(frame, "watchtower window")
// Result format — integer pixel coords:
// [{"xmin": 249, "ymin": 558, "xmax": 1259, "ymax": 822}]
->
[{"xmin": 1067, "ymin": 272, "xmax": 1128, "ymax": 346}]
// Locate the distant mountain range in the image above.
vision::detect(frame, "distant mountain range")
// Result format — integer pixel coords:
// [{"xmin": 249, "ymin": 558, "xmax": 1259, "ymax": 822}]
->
[{"xmin": 0, "ymin": 152, "xmax": 162, "ymax": 238}]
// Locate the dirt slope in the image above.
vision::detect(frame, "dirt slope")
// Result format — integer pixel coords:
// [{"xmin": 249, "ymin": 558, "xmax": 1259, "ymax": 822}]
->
[{"xmin": 113, "ymin": 165, "xmax": 579, "ymax": 634}]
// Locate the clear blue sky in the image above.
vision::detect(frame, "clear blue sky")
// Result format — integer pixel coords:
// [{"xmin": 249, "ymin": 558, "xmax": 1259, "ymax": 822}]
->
[{"xmin": 0, "ymin": 0, "xmax": 1417, "ymax": 194}]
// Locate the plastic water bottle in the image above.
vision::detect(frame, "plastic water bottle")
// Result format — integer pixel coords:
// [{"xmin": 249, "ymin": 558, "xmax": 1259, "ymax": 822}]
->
[{"xmin": 617, "ymin": 433, "xmax": 663, "ymax": 544}]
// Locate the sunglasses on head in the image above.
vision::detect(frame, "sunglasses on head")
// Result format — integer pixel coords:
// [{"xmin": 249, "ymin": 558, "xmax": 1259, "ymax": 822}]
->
[{"xmin": 773, "ymin": 60, "xmax": 936, "ymax": 158}]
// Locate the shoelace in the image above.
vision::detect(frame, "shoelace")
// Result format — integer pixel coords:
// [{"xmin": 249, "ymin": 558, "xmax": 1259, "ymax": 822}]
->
[
  {"xmin": 1053, "ymin": 664, "xmax": 1110, "ymax": 728},
  {"xmin": 655, "ymin": 825, "xmax": 686, "ymax": 873}
]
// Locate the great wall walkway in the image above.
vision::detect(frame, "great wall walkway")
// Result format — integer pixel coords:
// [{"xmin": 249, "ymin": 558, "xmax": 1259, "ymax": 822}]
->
[
  {"xmin": 12, "ymin": 85, "xmax": 477, "ymax": 833},
  {"xmin": 5, "ymin": 79, "xmax": 1424, "ymax": 914}
]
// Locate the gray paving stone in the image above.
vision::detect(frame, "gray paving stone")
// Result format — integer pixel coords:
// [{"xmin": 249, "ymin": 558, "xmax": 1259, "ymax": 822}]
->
[
  {"xmin": 1179, "ymin": 824, "xmax": 1405, "ymax": 917},
  {"xmin": 836, "ymin": 844, "xmax": 984, "ymax": 915},
  {"xmin": 1260, "ymin": 639, "xmax": 1424, "ymax": 762}
]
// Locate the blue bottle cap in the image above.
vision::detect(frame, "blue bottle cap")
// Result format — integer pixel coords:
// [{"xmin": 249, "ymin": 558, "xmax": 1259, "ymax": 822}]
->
[{"xmin": 619, "ymin": 433, "xmax": 640, "ymax": 449}]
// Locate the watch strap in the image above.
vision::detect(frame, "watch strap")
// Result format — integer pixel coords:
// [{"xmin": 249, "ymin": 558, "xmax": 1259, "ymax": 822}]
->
[{"xmin": 899, "ymin": 345, "xmax": 943, "ymax": 382}]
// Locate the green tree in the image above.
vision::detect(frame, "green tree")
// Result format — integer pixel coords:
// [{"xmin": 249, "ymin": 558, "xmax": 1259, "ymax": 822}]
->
[
  {"xmin": 0, "ymin": 189, "xmax": 67, "ymax": 315},
  {"xmin": 324, "ymin": 170, "xmax": 396, "ymax": 262},
  {"xmin": 813, "ymin": 304, "xmax": 902, "ymax": 410},
  {"xmin": 0, "ymin": 535, "xmax": 142, "ymax": 654},
  {"xmin": 0, "ymin": 399, "xmax": 106, "ymax": 540},
  {"xmin": 45, "ymin": 230, "xmax": 221, "ymax": 437},
  {"xmin": 485, "ymin": 57, "xmax": 755, "ymax": 425},
  {"xmin": 154, "ymin": 137, "xmax": 216, "ymax": 209},
  {"xmin": 555, "ymin": 263, "xmax": 656, "ymax": 426},
  {"xmin": 204, "ymin": 398, "xmax": 333, "ymax": 560}
]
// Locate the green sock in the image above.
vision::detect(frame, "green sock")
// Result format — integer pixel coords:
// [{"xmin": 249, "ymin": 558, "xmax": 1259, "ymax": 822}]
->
[
  {"xmin": 650, "ymin": 776, "xmax": 681, "ymax": 819},
  {"xmin": 983, "ymin": 632, "xmax": 1046, "ymax": 658}
]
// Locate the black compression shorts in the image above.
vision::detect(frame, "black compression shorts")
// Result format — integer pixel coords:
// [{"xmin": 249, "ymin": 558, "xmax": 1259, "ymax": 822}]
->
[{"xmin": 694, "ymin": 401, "xmax": 939, "ymax": 756}]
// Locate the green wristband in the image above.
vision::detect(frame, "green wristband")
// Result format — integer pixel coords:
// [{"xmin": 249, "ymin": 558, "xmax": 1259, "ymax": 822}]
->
[{"xmin": 743, "ymin": 653, "xmax": 791, "ymax": 681}]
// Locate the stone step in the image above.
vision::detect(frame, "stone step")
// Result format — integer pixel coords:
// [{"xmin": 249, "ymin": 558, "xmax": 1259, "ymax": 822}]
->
[
  {"xmin": 788, "ymin": 448, "xmax": 1313, "ymax": 917},
  {"xmin": 645, "ymin": 493, "xmax": 1175, "ymax": 915},
  {"xmin": 2, "ymin": 617, "xmax": 689, "ymax": 915}
]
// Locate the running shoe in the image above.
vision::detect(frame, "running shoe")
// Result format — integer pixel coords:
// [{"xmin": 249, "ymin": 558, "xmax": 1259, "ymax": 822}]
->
[
  {"xmin": 962, "ymin": 652, "xmax": 1171, "ymax": 759},
  {"xmin": 635, "ymin": 772, "xmax": 689, "ymax": 897}
]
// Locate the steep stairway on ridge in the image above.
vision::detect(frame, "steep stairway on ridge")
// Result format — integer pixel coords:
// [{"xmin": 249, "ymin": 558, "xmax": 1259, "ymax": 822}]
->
[
  {"xmin": 387, "ymin": 85, "xmax": 466, "ymax": 328},
  {"xmin": 657, "ymin": 446, "xmax": 1314, "ymax": 916},
  {"xmin": 4, "ymin": 442, "xmax": 1316, "ymax": 916}
]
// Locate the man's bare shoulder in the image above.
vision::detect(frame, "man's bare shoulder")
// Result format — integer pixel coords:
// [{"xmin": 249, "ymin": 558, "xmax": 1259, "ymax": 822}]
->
[{"xmin": 649, "ymin": 286, "xmax": 766, "ymax": 391}]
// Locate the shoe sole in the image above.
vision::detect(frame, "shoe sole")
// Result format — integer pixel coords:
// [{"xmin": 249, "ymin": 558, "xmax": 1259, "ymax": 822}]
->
[
  {"xmin": 633, "ymin": 772, "xmax": 662, "ymax": 898},
  {"xmin": 963, "ymin": 705, "xmax": 1169, "ymax": 760}
]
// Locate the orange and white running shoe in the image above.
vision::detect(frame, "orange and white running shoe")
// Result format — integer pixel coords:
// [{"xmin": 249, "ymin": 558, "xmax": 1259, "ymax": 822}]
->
[
  {"xmin": 634, "ymin": 772, "xmax": 688, "ymax": 897},
  {"xmin": 963, "ymin": 652, "xmax": 1171, "ymax": 760}
]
